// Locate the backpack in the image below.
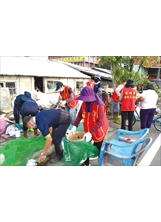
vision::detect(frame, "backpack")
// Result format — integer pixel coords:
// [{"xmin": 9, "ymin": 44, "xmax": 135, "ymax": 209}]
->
[{"xmin": 102, "ymin": 91, "xmax": 110, "ymax": 105}]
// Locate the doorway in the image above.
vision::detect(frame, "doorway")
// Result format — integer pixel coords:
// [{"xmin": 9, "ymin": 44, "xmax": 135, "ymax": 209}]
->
[{"xmin": 34, "ymin": 77, "xmax": 43, "ymax": 92}]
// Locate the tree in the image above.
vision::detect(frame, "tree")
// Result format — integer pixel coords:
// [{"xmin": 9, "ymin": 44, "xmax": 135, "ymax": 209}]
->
[{"xmin": 98, "ymin": 56, "xmax": 161, "ymax": 97}]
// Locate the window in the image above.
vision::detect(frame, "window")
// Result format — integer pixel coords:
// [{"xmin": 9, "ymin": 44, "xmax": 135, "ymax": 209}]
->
[
  {"xmin": 76, "ymin": 81, "xmax": 83, "ymax": 95},
  {"xmin": 0, "ymin": 81, "xmax": 17, "ymax": 95},
  {"xmin": 47, "ymin": 81, "xmax": 57, "ymax": 92}
]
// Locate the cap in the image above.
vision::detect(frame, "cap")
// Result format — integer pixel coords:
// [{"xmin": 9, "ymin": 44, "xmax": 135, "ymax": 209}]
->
[
  {"xmin": 125, "ymin": 78, "xmax": 134, "ymax": 87},
  {"xmin": 21, "ymin": 91, "xmax": 31, "ymax": 101},
  {"xmin": 55, "ymin": 82, "xmax": 63, "ymax": 91},
  {"xmin": 94, "ymin": 74, "xmax": 101, "ymax": 80}
]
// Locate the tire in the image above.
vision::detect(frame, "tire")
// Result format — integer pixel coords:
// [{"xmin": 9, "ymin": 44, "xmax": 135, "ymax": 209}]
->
[
  {"xmin": 154, "ymin": 116, "xmax": 161, "ymax": 131},
  {"xmin": 125, "ymin": 115, "xmax": 136, "ymax": 127}
]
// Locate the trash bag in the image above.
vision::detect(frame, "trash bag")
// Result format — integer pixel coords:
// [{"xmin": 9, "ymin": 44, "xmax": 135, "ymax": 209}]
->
[
  {"xmin": 61, "ymin": 122, "xmax": 99, "ymax": 166},
  {"xmin": 0, "ymin": 135, "xmax": 46, "ymax": 166},
  {"xmin": 61, "ymin": 137, "xmax": 99, "ymax": 166},
  {"xmin": 5, "ymin": 124, "xmax": 21, "ymax": 136},
  {"xmin": 0, "ymin": 115, "xmax": 8, "ymax": 134}
]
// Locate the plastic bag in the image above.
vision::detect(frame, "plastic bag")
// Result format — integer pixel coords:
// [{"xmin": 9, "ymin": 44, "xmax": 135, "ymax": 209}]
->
[
  {"xmin": 61, "ymin": 138, "xmax": 99, "ymax": 166},
  {"xmin": 0, "ymin": 115, "xmax": 8, "ymax": 134},
  {"xmin": 0, "ymin": 135, "xmax": 46, "ymax": 166}
]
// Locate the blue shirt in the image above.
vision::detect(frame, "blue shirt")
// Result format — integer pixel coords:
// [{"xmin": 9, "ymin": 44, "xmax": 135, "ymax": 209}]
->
[{"xmin": 36, "ymin": 109, "xmax": 61, "ymax": 137}]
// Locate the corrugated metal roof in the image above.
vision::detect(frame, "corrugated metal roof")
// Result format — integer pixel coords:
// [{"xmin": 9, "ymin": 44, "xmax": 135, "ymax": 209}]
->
[
  {"xmin": 61, "ymin": 62, "xmax": 112, "ymax": 80},
  {"xmin": 92, "ymin": 67, "xmax": 112, "ymax": 74},
  {"xmin": 0, "ymin": 57, "xmax": 89, "ymax": 79}
]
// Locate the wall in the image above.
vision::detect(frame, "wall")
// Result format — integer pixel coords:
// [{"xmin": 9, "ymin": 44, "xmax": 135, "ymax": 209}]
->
[
  {"xmin": 0, "ymin": 75, "xmax": 89, "ymax": 107},
  {"xmin": 0, "ymin": 87, "xmax": 12, "ymax": 111}
]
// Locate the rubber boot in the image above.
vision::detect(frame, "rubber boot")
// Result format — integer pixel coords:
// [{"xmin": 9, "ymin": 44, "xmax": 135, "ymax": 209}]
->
[
  {"xmin": 34, "ymin": 129, "xmax": 40, "ymax": 136},
  {"xmin": 113, "ymin": 113, "xmax": 120, "ymax": 124},
  {"xmin": 50, "ymin": 145, "xmax": 63, "ymax": 164},
  {"xmin": 23, "ymin": 131, "xmax": 28, "ymax": 138}
]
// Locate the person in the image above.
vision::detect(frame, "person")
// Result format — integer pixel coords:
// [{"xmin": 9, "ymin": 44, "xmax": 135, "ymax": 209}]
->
[
  {"xmin": 86, "ymin": 76, "xmax": 95, "ymax": 89},
  {"xmin": 137, "ymin": 83, "xmax": 158, "ymax": 129},
  {"xmin": 13, "ymin": 91, "xmax": 39, "ymax": 137},
  {"xmin": 93, "ymin": 74, "xmax": 103, "ymax": 99},
  {"xmin": 110, "ymin": 82, "xmax": 125, "ymax": 124},
  {"xmin": 23, "ymin": 109, "xmax": 71, "ymax": 164},
  {"xmin": 21, "ymin": 100, "xmax": 40, "ymax": 137},
  {"xmin": 120, "ymin": 78, "xmax": 137, "ymax": 131},
  {"xmin": 55, "ymin": 81, "xmax": 80, "ymax": 125},
  {"xmin": 70, "ymin": 86, "xmax": 109, "ymax": 166}
]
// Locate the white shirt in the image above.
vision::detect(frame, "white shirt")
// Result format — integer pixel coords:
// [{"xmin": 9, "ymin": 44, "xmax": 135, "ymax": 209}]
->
[{"xmin": 139, "ymin": 89, "xmax": 158, "ymax": 109}]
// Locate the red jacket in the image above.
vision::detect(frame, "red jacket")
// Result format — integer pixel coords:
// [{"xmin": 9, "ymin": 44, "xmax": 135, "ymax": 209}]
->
[
  {"xmin": 111, "ymin": 83, "xmax": 125, "ymax": 102},
  {"xmin": 60, "ymin": 86, "xmax": 78, "ymax": 108},
  {"xmin": 86, "ymin": 81, "xmax": 94, "ymax": 89}
]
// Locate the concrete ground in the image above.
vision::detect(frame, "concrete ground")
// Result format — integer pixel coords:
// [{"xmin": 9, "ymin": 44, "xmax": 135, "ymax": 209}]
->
[{"xmin": 1, "ymin": 116, "xmax": 160, "ymax": 166}]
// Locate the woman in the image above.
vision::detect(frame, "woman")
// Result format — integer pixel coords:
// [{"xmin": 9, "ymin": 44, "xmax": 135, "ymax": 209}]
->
[
  {"xmin": 137, "ymin": 83, "xmax": 158, "ymax": 129},
  {"xmin": 120, "ymin": 78, "xmax": 137, "ymax": 131},
  {"xmin": 70, "ymin": 86, "xmax": 109, "ymax": 166}
]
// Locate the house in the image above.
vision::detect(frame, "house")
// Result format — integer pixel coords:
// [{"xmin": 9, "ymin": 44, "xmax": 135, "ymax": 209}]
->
[
  {"xmin": 60, "ymin": 61, "xmax": 113, "ymax": 88},
  {"xmin": 0, "ymin": 57, "xmax": 91, "ymax": 110}
]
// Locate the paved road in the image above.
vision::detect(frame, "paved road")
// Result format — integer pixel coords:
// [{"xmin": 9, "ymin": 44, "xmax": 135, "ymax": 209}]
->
[{"xmin": 47, "ymin": 119, "xmax": 161, "ymax": 166}]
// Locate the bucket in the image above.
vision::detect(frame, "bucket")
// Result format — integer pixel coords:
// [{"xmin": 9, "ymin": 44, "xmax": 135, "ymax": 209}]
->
[{"xmin": 67, "ymin": 131, "xmax": 85, "ymax": 142}]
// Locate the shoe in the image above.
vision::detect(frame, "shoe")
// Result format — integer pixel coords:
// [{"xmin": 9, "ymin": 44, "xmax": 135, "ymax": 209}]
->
[
  {"xmin": 89, "ymin": 156, "xmax": 98, "ymax": 161},
  {"xmin": 80, "ymin": 163, "xmax": 91, "ymax": 166},
  {"xmin": 50, "ymin": 153, "xmax": 63, "ymax": 164}
]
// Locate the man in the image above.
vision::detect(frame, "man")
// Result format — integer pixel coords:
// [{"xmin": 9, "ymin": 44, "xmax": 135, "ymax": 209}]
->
[
  {"xmin": 55, "ymin": 81, "xmax": 80, "ymax": 125},
  {"xmin": 13, "ymin": 91, "xmax": 39, "ymax": 137},
  {"xmin": 110, "ymin": 82, "xmax": 126, "ymax": 124},
  {"xmin": 70, "ymin": 86, "xmax": 109, "ymax": 166},
  {"xmin": 21, "ymin": 100, "xmax": 39, "ymax": 137},
  {"xmin": 93, "ymin": 74, "xmax": 103, "ymax": 99},
  {"xmin": 23, "ymin": 109, "xmax": 71, "ymax": 164}
]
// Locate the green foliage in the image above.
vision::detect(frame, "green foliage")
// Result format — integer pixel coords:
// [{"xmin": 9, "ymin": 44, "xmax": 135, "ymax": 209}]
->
[{"xmin": 98, "ymin": 56, "xmax": 161, "ymax": 97}]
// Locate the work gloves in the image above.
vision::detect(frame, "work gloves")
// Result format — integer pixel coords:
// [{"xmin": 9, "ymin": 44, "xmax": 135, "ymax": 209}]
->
[{"xmin": 83, "ymin": 132, "xmax": 92, "ymax": 142}]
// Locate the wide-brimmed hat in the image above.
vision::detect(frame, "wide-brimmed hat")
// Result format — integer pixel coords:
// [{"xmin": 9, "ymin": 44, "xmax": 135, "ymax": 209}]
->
[
  {"xmin": 125, "ymin": 78, "xmax": 134, "ymax": 87},
  {"xmin": 76, "ymin": 86, "xmax": 97, "ymax": 102},
  {"xmin": 55, "ymin": 81, "xmax": 63, "ymax": 91},
  {"xmin": 21, "ymin": 91, "xmax": 31, "ymax": 101}
]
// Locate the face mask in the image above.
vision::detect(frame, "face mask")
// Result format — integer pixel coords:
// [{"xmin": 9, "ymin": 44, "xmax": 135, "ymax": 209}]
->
[
  {"xmin": 94, "ymin": 79, "xmax": 99, "ymax": 83},
  {"xmin": 59, "ymin": 87, "xmax": 64, "ymax": 92}
]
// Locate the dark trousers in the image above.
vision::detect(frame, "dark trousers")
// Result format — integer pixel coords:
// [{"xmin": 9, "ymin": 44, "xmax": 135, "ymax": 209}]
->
[
  {"xmin": 13, "ymin": 106, "xmax": 21, "ymax": 124},
  {"xmin": 140, "ymin": 108, "xmax": 156, "ymax": 129},
  {"xmin": 84, "ymin": 140, "xmax": 104, "ymax": 165},
  {"xmin": 20, "ymin": 102, "xmax": 39, "ymax": 131},
  {"xmin": 121, "ymin": 111, "xmax": 134, "ymax": 131},
  {"xmin": 52, "ymin": 109, "xmax": 71, "ymax": 154}
]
